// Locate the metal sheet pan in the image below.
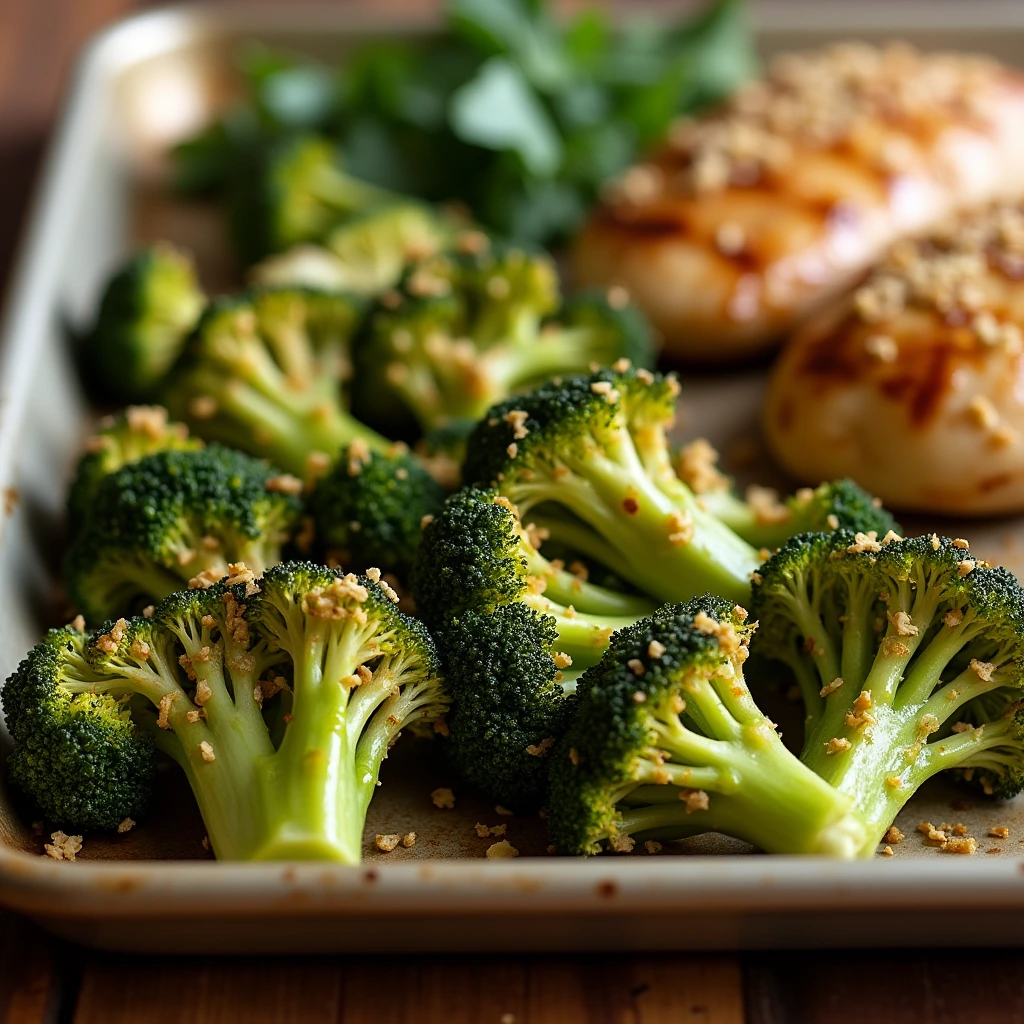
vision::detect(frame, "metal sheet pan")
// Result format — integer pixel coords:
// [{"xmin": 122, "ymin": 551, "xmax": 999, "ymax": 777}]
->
[{"xmin": 3, "ymin": 1, "xmax": 1024, "ymax": 952}]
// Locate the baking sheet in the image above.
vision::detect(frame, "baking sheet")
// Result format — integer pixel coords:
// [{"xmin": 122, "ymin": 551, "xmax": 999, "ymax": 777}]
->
[{"xmin": 2, "ymin": 2, "xmax": 1024, "ymax": 951}]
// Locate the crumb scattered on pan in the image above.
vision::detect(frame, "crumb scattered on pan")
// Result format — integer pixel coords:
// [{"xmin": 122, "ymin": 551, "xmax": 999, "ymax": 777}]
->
[
  {"xmin": 883, "ymin": 825, "xmax": 904, "ymax": 844},
  {"xmin": 644, "ymin": 840, "xmax": 662, "ymax": 855},
  {"xmin": 117, "ymin": 818, "xmax": 135, "ymax": 834},
  {"xmin": 880, "ymin": 845, "xmax": 894, "ymax": 857},
  {"xmin": 431, "ymin": 787, "xmax": 455, "ymax": 809},
  {"xmin": 474, "ymin": 823, "xmax": 507, "ymax": 838},
  {"xmin": 608, "ymin": 833, "xmax": 635, "ymax": 853},
  {"xmin": 375, "ymin": 834, "xmax": 401, "ymax": 853},
  {"xmin": 987, "ymin": 847, "xmax": 1003, "ymax": 855},
  {"xmin": 989, "ymin": 826, "xmax": 1010, "ymax": 839},
  {"xmin": 485, "ymin": 840, "xmax": 519, "ymax": 859},
  {"xmin": 44, "ymin": 831, "xmax": 82, "ymax": 862},
  {"xmin": 943, "ymin": 836, "xmax": 977, "ymax": 855},
  {"xmin": 495, "ymin": 805, "xmax": 513, "ymax": 816},
  {"xmin": 401, "ymin": 832, "xmax": 416, "ymax": 849}
]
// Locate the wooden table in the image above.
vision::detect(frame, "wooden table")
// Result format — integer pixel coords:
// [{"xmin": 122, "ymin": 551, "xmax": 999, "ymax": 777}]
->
[{"xmin": 2, "ymin": 0, "xmax": 1024, "ymax": 1020}]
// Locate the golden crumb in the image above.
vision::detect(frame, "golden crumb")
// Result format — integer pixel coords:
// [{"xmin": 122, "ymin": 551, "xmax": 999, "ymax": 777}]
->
[
  {"xmin": 958, "ymin": 559, "xmax": 976, "ymax": 577},
  {"xmin": 847, "ymin": 531, "xmax": 882, "ymax": 554},
  {"xmin": 884, "ymin": 826, "xmax": 904, "ymax": 844},
  {"xmin": 375, "ymin": 834, "xmax": 401, "ymax": 853},
  {"xmin": 989, "ymin": 826, "xmax": 1010, "ymax": 839},
  {"xmin": 944, "ymin": 608, "xmax": 964, "ymax": 628},
  {"xmin": 265, "ymin": 474, "xmax": 303, "ymax": 496},
  {"xmin": 880, "ymin": 845, "xmax": 894, "ymax": 857},
  {"xmin": 648, "ymin": 640, "xmax": 666, "ymax": 660},
  {"xmin": 826, "ymin": 514, "xmax": 840, "ymax": 530},
  {"xmin": 819, "ymin": 677, "xmax": 845, "ymax": 698},
  {"xmin": 156, "ymin": 692, "xmax": 178, "ymax": 730},
  {"xmin": 943, "ymin": 836, "xmax": 977, "ymax": 855},
  {"xmin": 43, "ymin": 831, "xmax": 83, "ymax": 862},
  {"xmin": 431, "ymin": 787, "xmax": 455, "ymax": 809},
  {"xmin": 680, "ymin": 789, "xmax": 710, "ymax": 814},
  {"xmin": 607, "ymin": 832, "xmax": 635, "ymax": 853},
  {"xmin": 401, "ymin": 832, "xmax": 416, "ymax": 849},
  {"xmin": 881, "ymin": 636, "xmax": 911, "ymax": 658},
  {"xmin": 198, "ymin": 741, "xmax": 216, "ymax": 763},
  {"xmin": 632, "ymin": 690, "xmax": 647, "ymax": 704},
  {"xmin": 627, "ymin": 658, "xmax": 645, "ymax": 677},
  {"xmin": 825, "ymin": 737, "xmax": 852, "ymax": 755},
  {"xmin": 970, "ymin": 658, "xmax": 995, "ymax": 681},
  {"xmin": 886, "ymin": 776, "xmax": 903, "ymax": 789},
  {"xmin": 495, "ymin": 805, "xmax": 513, "ymax": 817},
  {"xmin": 485, "ymin": 840, "xmax": 519, "ymax": 859},
  {"xmin": 888, "ymin": 612, "xmax": 919, "ymax": 639},
  {"xmin": 644, "ymin": 840, "xmax": 663, "ymax": 855},
  {"xmin": 69, "ymin": 614, "xmax": 85, "ymax": 633},
  {"xmin": 503, "ymin": 409, "xmax": 530, "ymax": 440},
  {"xmin": 474, "ymin": 823, "xmax": 507, "ymax": 838},
  {"xmin": 552, "ymin": 651, "xmax": 573, "ymax": 670},
  {"xmin": 525, "ymin": 737, "xmax": 555, "ymax": 758}
]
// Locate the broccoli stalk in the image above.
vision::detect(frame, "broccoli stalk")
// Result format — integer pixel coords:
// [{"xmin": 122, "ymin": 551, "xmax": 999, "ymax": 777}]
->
[
  {"xmin": 4, "ymin": 563, "xmax": 446, "ymax": 861},
  {"xmin": 463, "ymin": 368, "xmax": 762, "ymax": 606},
  {"xmin": 167, "ymin": 286, "xmax": 388, "ymax": 475},
  {"xmin": 245, "ymin": 562, "xmax": 447, "ymax": 860},
  {"xmin": 548, "ymin": 597, "xmax": 869, "ymax": 857},
  {"xmin": 673, "ymin": 440, "xmax": 900, "ymax": 551},
  {"xmin": 355, "ymin": 245, "xmax": 655, "ymax": 434},
  {"xmin": 751, "ymin": 531, "xmax": 1024, "ymax": 845}
]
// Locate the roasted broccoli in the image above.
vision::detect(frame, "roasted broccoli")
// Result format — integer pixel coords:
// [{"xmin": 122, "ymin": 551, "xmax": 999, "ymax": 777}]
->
[
  {"xmin": 67, "ymin": 406, "xmax": 202, "ymax": 531},
  {"xmin": 250, "ymin": 201, "xmax": 454, "ymax": 297},
  {"xmin": 414, "ymin": 486, "xmax": 653, "ymax": 806},
  {"xmin": 353, "ymin": 244, "xmax": 655, "ymax": 435},
  {"xmin": 166, "ymin": 286, "xmax": 388, "ymax": 475},
  {"xmin": 229, "ymin": 134, "xmax": 393, "ymax": 263},
  {"xmin": 673, "ymin": 439, "xmax": 899, "ymax": 551},
  {"xmin": 4, "ymin": 563, "xmax": 447, "ymax": 861},
  {"xmin": 80, "ymin": 243, "xmax": 205, "ymax": 403},
  {"xmin": 306, "ymin": 441, "xmax": 445, "ymax": 576},
  {"xmin": 462, "ymin": 367, "xmax": 762, "ymax": 607},
  {"xmin": 65, "ymin": 445, "xmax": 303, "ymax": 623},
  {"xmin": 751, "ymin": 531, "xmax": 1024, "ymax": 847},
  {"xmin": 547, "ymin": 596, "xmax": 869, "ymax": 857}
]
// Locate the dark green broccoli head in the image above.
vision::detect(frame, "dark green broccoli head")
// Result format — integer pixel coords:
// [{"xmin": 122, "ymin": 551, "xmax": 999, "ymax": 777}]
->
[
  {"xmin": 789, "ymin": 480, "xmax": 901, "ymax": 539},
  {"xmin": 462, "ymin": 366, "xmax": 678, "ymax": 490},
  {"xmin": 81, "ymin": 243, "xmax": 205, "ymax": 403},
  {"xmin": 229, "ymin": 134, "xmax": 393, "ymax": 263},
  {"xmin": 166, "ymin": 285, "xmax": 386, "ymax": 475},
  {"xmin": 307, "ymin": 442, "xmax": 444, "ymax": 577},
  {"xmin": 67, "ymin": 406, "xmax": 202, "ymax": 530},
  {"xmin": 439, "ymin": 602, "xmax": 575, "ymax": 808},
  {"xmin": 3, "ymin": 627, "xmax": 155, "ymax": 831},
  {"xmin": 65, "ymin": 445, "xmax": 303, "ymax": 623}
]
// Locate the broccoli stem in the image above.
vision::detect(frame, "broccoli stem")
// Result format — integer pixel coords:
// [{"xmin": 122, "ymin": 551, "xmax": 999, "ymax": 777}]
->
[{"xmin": 511, "ymin": 447, "xmax": 759, "ymax": 605}]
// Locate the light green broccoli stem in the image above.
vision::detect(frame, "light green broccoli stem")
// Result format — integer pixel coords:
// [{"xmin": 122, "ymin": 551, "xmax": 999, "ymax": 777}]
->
[
  {"xmin": 612, "ymin": 676, "xmax": 870, "ymax": 857},
  {"xmin": 509, "ymin": 434, "xmax": 760, "ymax": 605}
]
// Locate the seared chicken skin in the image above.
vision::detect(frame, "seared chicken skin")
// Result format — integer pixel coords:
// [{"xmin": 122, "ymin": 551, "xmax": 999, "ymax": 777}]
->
[
  {"xmin": 572, "ymin": 44, "xmax": 1024, "ymax": 363},
  {"xmin": 765, "ymin": 203, "xmax": 1024, "ymax": 515}
]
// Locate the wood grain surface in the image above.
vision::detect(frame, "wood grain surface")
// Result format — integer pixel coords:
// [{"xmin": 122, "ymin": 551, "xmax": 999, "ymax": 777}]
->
[{"xmin": 0, "ymin": 0, "xmax": 1021, "ymax": 1021}]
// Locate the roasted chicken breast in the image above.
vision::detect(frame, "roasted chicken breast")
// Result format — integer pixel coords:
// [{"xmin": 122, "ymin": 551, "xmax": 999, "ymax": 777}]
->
[
  {"xmin": 764, "ymin": 203, "xmax": 1024, "ymax": 515},
  {"xmin": 571, "ymin": 44, "xmax": 1024, "ymax": 363}
]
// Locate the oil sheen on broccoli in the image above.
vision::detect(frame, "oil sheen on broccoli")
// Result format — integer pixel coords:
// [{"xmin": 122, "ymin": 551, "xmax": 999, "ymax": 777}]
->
[
  {"xmin": 751, "ymin": 531, "xmax": 1024, "ymax": 846},
  {"xmin": 4, "ymin": 563, "xmax": 447, "ymax": 861},
  {"xmin": 547, "ymin": 596, "xmax": 868, "ymax": 857},
  {"xmin": 65, "ymin": 445, "xmax": 303, "ymax": 623}
]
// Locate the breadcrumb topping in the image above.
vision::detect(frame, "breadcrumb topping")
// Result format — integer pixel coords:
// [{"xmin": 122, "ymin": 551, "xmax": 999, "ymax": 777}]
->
[
  {"xmin": 825, "ymin": 737, "xmax": 852, "ymax": 754},
  {"xmin": 820, "ymin": 677, "xmax": 845, "ymax": 698},
  {"xmin": 680, "ymin": 789, "xmax": 710, "ymax": 814},
  {"xmin": 485, "ymin": 840, "xmax": 519, "ymax": 859},
  {"xmin": 884, "ymin": 825, "xmax": 904, "ymax": 844},
  {"xmin": 375, "ymin": 833, "xmax": 400, "ymax": 852},
  {"xmin": 607, "ymin": 832, "xmax": 635, "ymax": 853},
  {"xmin": 431, "ymin": 787, "xmax": 456, "ymax": 809},
  {"xmin": 989, "ymin": 826, "xmax": 1010, "ymax": 838},
  {"xmin": 265, "ymin": 474, "xmax": 303, "ymax": 496},
  {"xmin": 970, "ymin": 658, "xmax": 995, "ymax": 681},
  {"xmin": 198, "ymin": 741, "xmax": 216, "ymax": 763},
  {"xmin": 44, "ymin": 831, "xmax": 83, "ymax": 862},
  {"xmin": 474, "ymin": 823, "xmax": 507, "ymax": 838},
  {"xmin": 674, "ymin": 439, "xmax": 731, "ymax": 494},
  {"xmin": 525, "ymin": 737, "xmax": 555, "ymax": 757}
]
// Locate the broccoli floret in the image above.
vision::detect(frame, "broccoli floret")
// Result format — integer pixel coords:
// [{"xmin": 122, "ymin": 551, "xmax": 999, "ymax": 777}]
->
[
  {"xmin": 353, "ymin": 243, "xmax": 655, "ymax": 435},
  {"xmin": 547, "ymin": 597, "xmax": 869, "ymax": 857},
  {"xmin": 5, "ymin": 563, "xmax": 446, "ymax": 861},
  {"xmin": 67, "ymin": 406, "xmax": 203, "ymax": 532},
  {"xmin": 246, "ymin": 562, "xmax": 447, "ymax": 860},
  {"xmin": 413, "ymin": 487, "xmax": 653, "ymax": 806},
  {"xmin": 250, "ymin": 201, "xmax": 455, "ymax": 297},
  {"xmin": 80, "ymin": 243, "xmax": 205, "ymax": 403},
  {"xmin": 166, "ymin": 286, "xmax": 388, "ymax": 475},
  {"xmin": 229, "ymin": 134, "xmax": 393, "ymax": 263},
  {"xmin": 3, "ymin": 626, "xmax": 155, "ymax": 830},
  {"xmin": 65, "ymin": 446, "xmax": 303, "ymax": 623},
  {"xmin": 306, "ymin": 441, "xmax": 445, "ymax": 576},
  {"xmin": 751, "ymin": 531, "xmax": 1024, "ymax": 845},
  {"xmin": 462, "ymin": 367, "xmax": 762, "ymax": 607}
]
